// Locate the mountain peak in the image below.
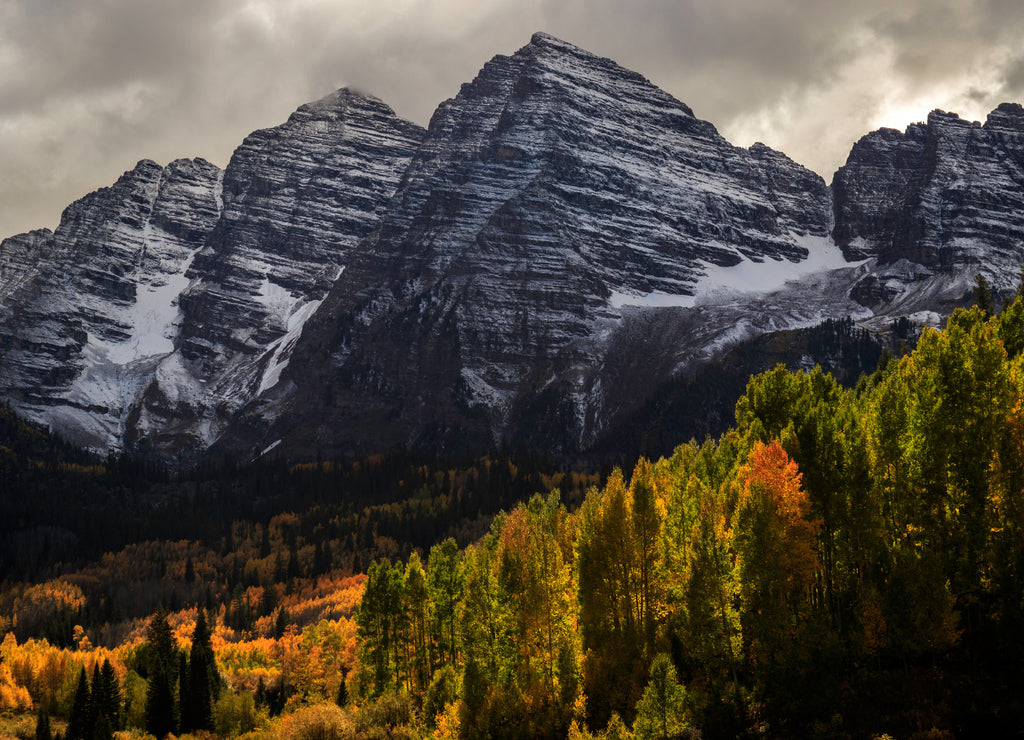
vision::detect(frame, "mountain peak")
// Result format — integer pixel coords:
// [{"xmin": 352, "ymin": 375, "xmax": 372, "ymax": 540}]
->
[
  {"xmin": 526, "ymin": 31, "xmax": 580, "ymax": 52},
  {"xmin": 290, "ymin": 87, "xmax": 396, "ymax": 122}
]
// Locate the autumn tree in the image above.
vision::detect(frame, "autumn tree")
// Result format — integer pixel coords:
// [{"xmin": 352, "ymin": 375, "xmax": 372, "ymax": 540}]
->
[
  {"xmin": 403, "ymin": 552, "xmax": 430, "ymax": 694},
  {"xmin": 356, "ymin": 560, "xmax": 406, "ymax": 696},
  {"xmin": 576, "ymin": 468, "xmax": 643, "ymax": 724},
  {"xmin": 734, "ymin": 441, "xmax": 820, "ymax": 672},
  {"xmin": 427, "ymin": 539, "xmax": 464, "ymax": 669}
]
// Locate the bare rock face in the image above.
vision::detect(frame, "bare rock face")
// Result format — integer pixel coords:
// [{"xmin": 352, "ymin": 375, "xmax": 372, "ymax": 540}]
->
[
  {"xmin": 129, "ymin": 89, "xmax": 426, "ymax": 453},
  {"xmin": 236, "ymin": 33, "xmax": 835, "ymax": 457},
  {"xmin": 834, "ymin": 104, "xmax": 1024, "ymax": 299},
  {"xmin": 0, "ymin": 90, "xmax": 424, "ymax": 455},
  {"xmin": 0, "ymin": 158, "xmax": 224, "ymax": 449}
]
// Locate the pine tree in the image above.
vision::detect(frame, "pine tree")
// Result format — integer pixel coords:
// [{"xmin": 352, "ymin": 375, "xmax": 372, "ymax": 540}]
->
[
  {"xmin": 87, "ymin": 664, "xmax": 101, "ymax": 736},
  {"xmin": 188, "ymin": 608, "xmax": 215, "ymax": 731},
  {"xmin": 34, "ymin": 708, "xmax": 52, "ymax": 740},
  {"xmin": 975, "ymin": 272, "xmax": 994, "ymax": 315},
  {"xmin": 91, "ymin": 714, "xmax": 113, "ymax": 740},
  {"xmin": 255, "ymin": 676, "xmax": 267, "ymax": 709},
  {"xmin": 98, "ymin": 659, "xmax": 121, "ymax": 731},
  {"xmin": 274, "ymin": 607, "xmax": 290, "ymax": 638},
  {"xmin": 335, "ymin": 668, "xmax": 349, "ymax": 708},
  {"xmin": 144, "ymin": 606, "xmax": 179, "ymax": 738},
  {"xmin": 67, "ymin": 667, "xmax": 89, "ymax": 740},
  {"xmin": 177, "ymin": 652, "xmax": 190, "ymax": 731}
]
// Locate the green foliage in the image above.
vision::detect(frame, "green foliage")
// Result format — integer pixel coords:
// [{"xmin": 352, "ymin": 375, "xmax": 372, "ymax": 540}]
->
[
  {"xmin": 351, "ymin": 693, "xmax": 416, "ymax": 739},
  {"xmin": 632, "ymin": 654, "xmax": 689, "ymax": 740},
  {"xmin": 427, "ymin": 538, "xmax": 464, "ymax": 669},
  {"xmin": 122, "ymin": 671, "xmax": 147, "ymax": 730},
  {"xmin": 422, "ymin": 665, "xmax": 458, "ymax": 728},
  {"xmin": 213, "ymin": 691, "xmax": 264, "ymax": 738},
  {"xmin": 355, "ymin": 560, "xmax": 407, "ymax": 696},
  {"xmin": 67, "ymin": 667, "xmax": 89, "ymax": 740},
  {"xmin": 185, "ymin": 608, "xmax": 216, "ymax": 732},
  {"xmin": 974, "ymin": 273, "xmax": 994, "ymax": 315},
  {"xmin": 34, "ymin": 707, "xmax": 51, "ymax": 740},
  {"xmin": 998, "ymin": 296, "xmax": 1024, "ymax": 357},
  {"xmin": 334, "ymin": 670, "xmax": 348, "ymax": 708},
  {"xmin": 12, "ymin": 300, "xmax": 1024, "ymax": 738},
  {"xmin": 94, "ymin": 660, "xmax": 122, "ymax": 732}
]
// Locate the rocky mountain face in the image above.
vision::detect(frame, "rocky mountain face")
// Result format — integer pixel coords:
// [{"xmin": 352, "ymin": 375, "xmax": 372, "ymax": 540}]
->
[
  {"xmin": 834, "ymin": 104, "xmax": 1024, "ymax": 315},
  {"xmin": 130, "ymin": 90, "xmax": 424, "ymax": 452},
  {"xmin": 0, "ymin": 158, "xmax": 223, "ymax": 449},
  {"xmin": 226, "ymin": 32, "xmax": 845, "ymax": 457},
  {"xmin": 0, "ymin": 90, "xmax": 424, "ymax": 453},
  {"xmin": 1, "ymin": 33, "xmax": 1023, "ymax": 461}
]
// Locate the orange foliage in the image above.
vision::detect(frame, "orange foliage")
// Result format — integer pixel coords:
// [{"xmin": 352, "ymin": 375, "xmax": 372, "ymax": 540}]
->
[
  {"xmin": 12, "ymin": 580, "xmax": 86, "ymax": 634},
  {"xmin": 0, "ymin": 632, "xmax": 127, "ymax": 709},
  {"xmin": 736, "ymin": 441, "xmax": 821, "ymax": 626}
]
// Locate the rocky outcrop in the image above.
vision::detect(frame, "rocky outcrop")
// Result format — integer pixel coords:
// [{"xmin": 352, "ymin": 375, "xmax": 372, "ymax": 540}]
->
[
  {"xmin": 129, "ymin": 89, "xmax": 425, "ymax": 453},
  {"xmin": 0, "ymin": 158, "xmax": 224, "ymax": 449},
  {"xmin": 834, "ymin": 104, "xmax": 1024, "ymax": 294}
]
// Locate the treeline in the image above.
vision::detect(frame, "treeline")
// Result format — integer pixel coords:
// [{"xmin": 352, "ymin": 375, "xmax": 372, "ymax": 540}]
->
[
  {"xmin": 353, "ymin": 300, "xmax": 1024, "ymax": 738},
  {"xmin": 0, "ymin": 442, "xmax": 598, "ymax": 584},
  {"xmin": 0, "ymin": 455, "xmax": 598, "ymax": 647}
]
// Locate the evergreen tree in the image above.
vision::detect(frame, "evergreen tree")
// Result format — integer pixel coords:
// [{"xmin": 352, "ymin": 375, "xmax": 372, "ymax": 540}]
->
[
  {"xmin": 67, "ymin": 667, "xmax": 89, "ymax": 740},
  {"xmin": 975, "ymin": 272, "xmax": 994, "ymax": 315},
  {"xmin": 335, "ymin": 668, "xmax": 349, "ymax": 708},
  {"xmin": 188, "ymin": 608, "xmax": 216, "ymax": 731},
  {"xmin": 177, "ymin": 652, "xmax": 190, "ymax": 731},
  {"xmin": 144, "ymin": 606, "xmax": 179, "ymax": 738},
  {"xmin": 91, "ymin": 714, "xmax": 113, "ymax": 740},
  {"xmin": 35, "ymin": 707, "xmax": 52, "ymax": 740},
  {"xmin": 87, "ymin": 664, "xmax": 101, "ymax": 737},
  {"xmin": 255, "ymin": 676, "xmax": 267, "ymax": 709},
  {"xmin": 98, "ymin": 659, "xmax": 121, "ymax": 731},
  {"xmin": 274, "ymin": 607, "xmax": 290, "ymax": 639}
]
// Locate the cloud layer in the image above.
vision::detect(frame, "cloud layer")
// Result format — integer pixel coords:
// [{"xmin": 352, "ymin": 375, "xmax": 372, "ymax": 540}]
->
[{"xmin": 2, "ymin": 0, "xmax": 1024, "ymax": 238}]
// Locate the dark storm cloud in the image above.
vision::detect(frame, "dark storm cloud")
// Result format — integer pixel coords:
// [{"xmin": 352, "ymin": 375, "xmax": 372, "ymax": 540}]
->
[{"xmin": 2, "ymin": 0, "xmax": 1024, "ymax": 239}]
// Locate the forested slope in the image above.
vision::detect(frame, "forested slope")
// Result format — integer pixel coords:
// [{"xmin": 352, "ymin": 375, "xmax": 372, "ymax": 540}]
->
[{"xmin": 4, "ymin": 297, "xmax": 1024, "ymax": 739}]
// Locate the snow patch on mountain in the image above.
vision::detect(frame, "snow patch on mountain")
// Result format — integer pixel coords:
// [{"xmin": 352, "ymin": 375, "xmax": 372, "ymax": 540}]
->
[
  {"xmin": 258, "ymin": 294, "xmax": 329, "ymax": 394},
  {"xmin": 610, "ymin": 233, "xmax": 862, "ymax": 309}
]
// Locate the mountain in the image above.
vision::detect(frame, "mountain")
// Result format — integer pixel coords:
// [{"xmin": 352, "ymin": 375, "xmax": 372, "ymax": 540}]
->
[
  {"xmin": 221, "ymin": 32, "xmax": 853, "ymax": 458},
  {"xmin": 834, "ymin": 104, "xmax": 1024, "ymax": 318},
  {"xmin": 0, "ymin": 158, "xmax": 223, "ymax": 449},
  {"xmin": 0, "ymin": 90, "xmax": 424, "ymax": 455},
  {"xmin": 129, "ymin": 89, "xmax": 424, "ymax": 454},
  {"xmin": 1, "ymin": 33, "xmax": 1022, "ymax": 461}
]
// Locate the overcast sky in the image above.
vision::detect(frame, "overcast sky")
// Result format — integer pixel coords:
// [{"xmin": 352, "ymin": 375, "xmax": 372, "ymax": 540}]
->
[{"xmin": 2, "ymin": 0, "xmax": 1024, "ymax": 239}]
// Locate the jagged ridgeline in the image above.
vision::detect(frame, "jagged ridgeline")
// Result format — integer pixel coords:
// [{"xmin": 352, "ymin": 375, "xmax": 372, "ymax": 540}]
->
[{"xmin": 2, "ymin": 32, "xmax": 1024, "ymax": 463}]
